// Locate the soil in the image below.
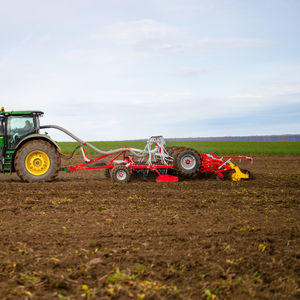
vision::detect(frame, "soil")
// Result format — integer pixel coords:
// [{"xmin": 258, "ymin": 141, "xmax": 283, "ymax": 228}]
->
[{"xmin": 0, "ymin": 155, "xmax": 299, "ymax": 299}]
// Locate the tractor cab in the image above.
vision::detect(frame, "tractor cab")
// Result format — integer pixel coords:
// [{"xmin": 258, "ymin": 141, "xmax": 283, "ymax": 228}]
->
[
  {"xmin": 0, "ymin": 108, "xmax": 43, "ymax": 149},
  {"xmin": 0, "ymin": 108, "xmax": 46, "ymax": 173}
]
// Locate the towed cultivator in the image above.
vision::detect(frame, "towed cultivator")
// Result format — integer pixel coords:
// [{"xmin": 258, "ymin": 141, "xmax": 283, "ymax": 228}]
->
[
  {"xmin": 62, "ymin": 136, "xmax": 253, "ymax": 183},
  {"xmin": 0, "ymin": 108, "xmax": 252, "ymax": 183}
]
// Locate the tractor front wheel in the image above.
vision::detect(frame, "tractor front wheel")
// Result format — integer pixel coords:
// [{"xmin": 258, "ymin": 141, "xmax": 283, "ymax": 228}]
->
[{"xmin": 14, "ymin": 140, "xmax": 61, "ymax": 182}]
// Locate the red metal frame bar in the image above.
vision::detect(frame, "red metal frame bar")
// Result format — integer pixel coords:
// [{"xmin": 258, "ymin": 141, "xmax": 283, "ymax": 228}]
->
[
  {"xmin": 199, "ymin": 153, "xmax": 252, "ymax": 178},
  {"xmin": 66, "ymin": 146, "xmax": 251, "ymax": 180},
  {"xmin": 66, "ymin": 146, "xmax": 174, "ymax": 173}
]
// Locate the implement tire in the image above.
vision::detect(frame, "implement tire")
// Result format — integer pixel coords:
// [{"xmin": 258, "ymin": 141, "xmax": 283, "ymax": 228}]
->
[
  {"xmin": 111, "ymin": 165, "xmax": 130, "ymax": 183},
  {"xmin": 15, "ymin": 140, "xmax": 61, "ymax": 182},
  {"xmin": 174, "ymin": 149, "xmax": 201, "ymax": 176},
  {"xmin": 166, "ymin": 146, "xmax": 186, "ymax": 160}
]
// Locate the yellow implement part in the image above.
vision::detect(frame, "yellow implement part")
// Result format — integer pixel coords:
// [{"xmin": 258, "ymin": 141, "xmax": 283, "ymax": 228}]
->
[{"xmin": 229, "ymin": 162, "xmax": 250, "ymax": 181}]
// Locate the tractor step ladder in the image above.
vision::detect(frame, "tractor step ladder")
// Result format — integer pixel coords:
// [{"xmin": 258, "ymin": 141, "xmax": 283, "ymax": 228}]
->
[{"xmin": 3, "ymin": 150, "xmax": 15, "ymax": 172}]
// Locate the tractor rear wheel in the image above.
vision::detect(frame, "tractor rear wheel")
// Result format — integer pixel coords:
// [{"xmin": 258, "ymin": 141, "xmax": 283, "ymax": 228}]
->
[
  {"xmin": 14, "ymin": 140, "xmax": 61, "ymax": 182},
  {"xmin": 111, "ymin": 165, "xmax": 130, "ymax": 183}
]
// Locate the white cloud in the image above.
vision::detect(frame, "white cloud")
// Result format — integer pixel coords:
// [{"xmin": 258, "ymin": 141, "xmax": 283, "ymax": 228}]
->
[
  {"xmin": 170, "ymin": 66, "xmax": 210, "ymax": 77},
  {"xmin": 231, "ymin": 94, "xmax": 264, "ymax": 100},
  {"xmin": 91, "ymin": 19, "xmax": 186, "ymax": 55},
  {"xmin": 231, "ymin": 82, "xmax": 300, "ymax": 106},
  {"xmin": 91, "ymin": 19, "xmax": 265, "ymax": 55},
  {"xmin": 0, "ymin": 33, "xmax": 34, "ymax": 68},
  {"xmin": 91, "ymin": 19, "xmax": 183, "ymax": 46},
  {"xmin": 1, "ymin": 73, "xmax": 299, "ymax": 141},
  {"xmin": 195, "ymin": 38, "xmax": 266, "ymax": 48},
  {"xmin": 39, "ymin": 34, "xmax": 52, "ymax": 43},
  {"xmin": 169, "ymin": 3, "xmax": 215, "ymax": 13},
  {"xmin": 63, "ymin": 48, "xmax": 120, "ymax": 65},
  {"xmin": 265, "ymin": 82, "xmax": 300, "ymax": 96}
]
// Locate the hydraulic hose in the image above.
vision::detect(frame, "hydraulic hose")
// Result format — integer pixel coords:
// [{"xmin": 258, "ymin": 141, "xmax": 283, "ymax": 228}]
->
[
  {"xmin": 57, "ymin": 145, "xmax": 82, "ymax": 160},
  {"xmin": 40, "ymin": 125, "xmax": 147, "ymax": 157}
]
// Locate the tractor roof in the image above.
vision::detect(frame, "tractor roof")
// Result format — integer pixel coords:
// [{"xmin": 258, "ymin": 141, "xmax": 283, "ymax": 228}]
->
[{"xmin": 0, "ymin": 109, "xmax": 44, "ymax": 116}]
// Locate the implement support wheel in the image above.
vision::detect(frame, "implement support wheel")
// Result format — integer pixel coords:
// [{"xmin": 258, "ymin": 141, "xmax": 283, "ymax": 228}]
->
[
  {"xmin": 111, "ymin": 165, "xmax": 130, "ymax": 183},
  {"xmin": 14, "ymin": 140, "xmax": 61, "ymax": 182}
]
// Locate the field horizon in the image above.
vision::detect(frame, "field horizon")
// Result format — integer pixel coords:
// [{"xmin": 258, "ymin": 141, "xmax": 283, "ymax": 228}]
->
[{"xmin": 58, "ymin": 141, "xmax": 300, "ymax": 156}]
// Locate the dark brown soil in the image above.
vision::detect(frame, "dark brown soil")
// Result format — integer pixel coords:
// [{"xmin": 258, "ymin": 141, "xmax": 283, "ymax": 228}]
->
[{"xmin": 0, "ymin": 155, "xmax": 299, "ymax": 299}]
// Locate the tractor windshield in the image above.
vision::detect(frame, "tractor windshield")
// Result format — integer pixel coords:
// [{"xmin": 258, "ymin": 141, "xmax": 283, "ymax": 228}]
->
[{"xmin": 7, "ymin": 116, "xmax": 35, "ymax": 148}]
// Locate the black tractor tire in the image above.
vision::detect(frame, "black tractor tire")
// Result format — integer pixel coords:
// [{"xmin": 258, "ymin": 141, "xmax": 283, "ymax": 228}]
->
[
  {"xmin": 14, "ymin": 140, "xmax": 61, "ymax": 182},
  {"xmin": 111, "ymin": 165, "xmax": 131, "ymax": 183},
  {"xmin": 174, "ymin": 149, "xmax": 201, "ymax": 176}
]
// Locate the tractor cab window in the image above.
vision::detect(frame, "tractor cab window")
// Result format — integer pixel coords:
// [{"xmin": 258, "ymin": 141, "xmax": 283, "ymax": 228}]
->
[{"xmin": 7, "ymin": 116, "xmax": 35, "ymax": 148}]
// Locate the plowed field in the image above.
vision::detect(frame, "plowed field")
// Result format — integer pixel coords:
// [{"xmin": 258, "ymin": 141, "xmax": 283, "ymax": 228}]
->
[{"xmin": 0, "ymin": 156, "xmax": 299, "ymax": 299}]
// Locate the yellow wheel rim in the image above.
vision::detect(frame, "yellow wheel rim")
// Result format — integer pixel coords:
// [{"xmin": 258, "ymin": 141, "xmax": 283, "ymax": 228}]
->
[{"xmin": 25, "ymin": 150, "xmax": 50, "ymax": 176}]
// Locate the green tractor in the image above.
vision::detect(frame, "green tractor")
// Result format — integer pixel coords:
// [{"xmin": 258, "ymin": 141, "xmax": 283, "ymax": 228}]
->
[{"xmin": 0, "ymin": 108, "xmax": 61, "ymax": 182}]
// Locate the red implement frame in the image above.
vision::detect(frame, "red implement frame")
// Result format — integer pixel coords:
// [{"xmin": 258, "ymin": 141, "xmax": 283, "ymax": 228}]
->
[
  {"xmin": 66, "ymin": 146, "xmax": 174, "ymax": 176},
  {"xmin": 200, "ymin": 153, "xmax": 252, "ymax": 179},
  {"xmin": 65, "ymin": 146, "xmax": 252, "ymax": 180}
]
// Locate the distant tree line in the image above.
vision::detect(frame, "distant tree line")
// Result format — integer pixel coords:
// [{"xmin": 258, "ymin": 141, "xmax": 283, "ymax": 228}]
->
[{"xmin": 166, "ymin": 135, "xmax": 300, "ymax": 142}]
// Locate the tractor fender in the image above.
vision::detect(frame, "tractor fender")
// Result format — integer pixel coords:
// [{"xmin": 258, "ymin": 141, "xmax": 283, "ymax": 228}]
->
[{"xmin": 15, "ymin": 134, "xmax": 61, "ymax": 153}]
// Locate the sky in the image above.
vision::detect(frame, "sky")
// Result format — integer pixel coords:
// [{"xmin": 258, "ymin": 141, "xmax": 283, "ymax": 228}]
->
[{"xmin": 0, "ymin": 0, "xmax": 300, "ymax": 141}]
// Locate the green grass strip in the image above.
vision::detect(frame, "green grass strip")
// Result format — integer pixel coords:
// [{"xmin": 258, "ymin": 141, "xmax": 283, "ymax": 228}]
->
[{"xmin": 58, "ymin": 141, "xmax": 300, "ymax": 155}]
